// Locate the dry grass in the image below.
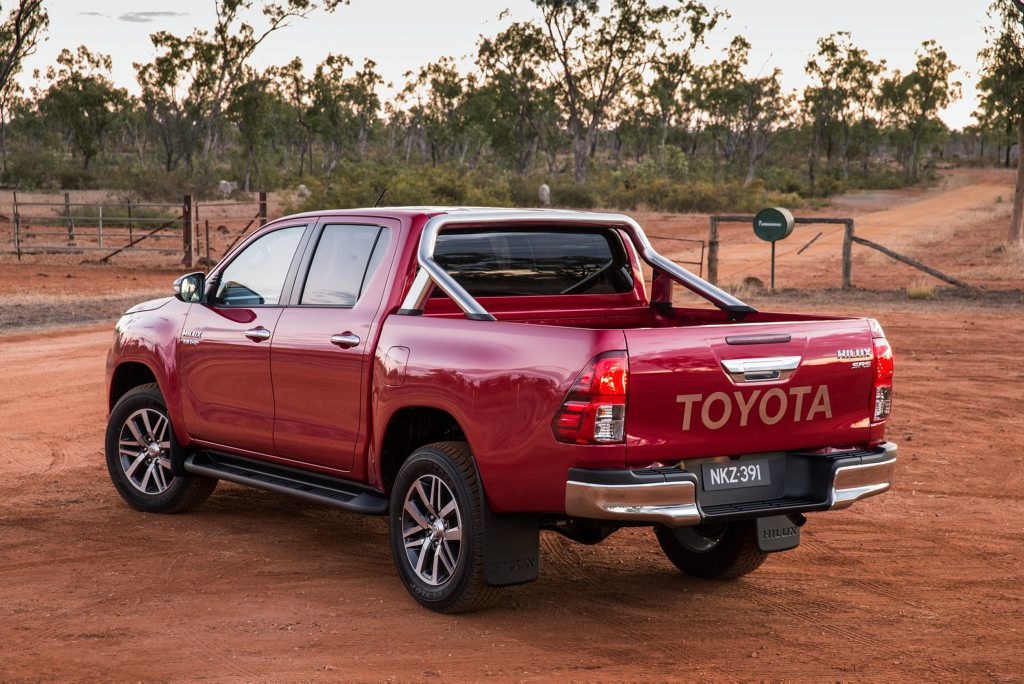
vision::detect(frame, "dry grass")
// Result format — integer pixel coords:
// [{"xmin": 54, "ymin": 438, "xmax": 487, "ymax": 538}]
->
[
  {"xmin": 0, "ymin": 287, "xmax": 165, "ymax": 333},
  {"xmin": 905, "ymin": 277, "xmax": 938, "ymax": 300}
]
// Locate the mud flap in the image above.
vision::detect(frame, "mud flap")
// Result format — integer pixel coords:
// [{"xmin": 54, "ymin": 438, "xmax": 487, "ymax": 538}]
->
[
  {"xmin": 756, "ymin": 515, "xmax": 801, "ymax": 553},
  {"xmin": 482, "ymin": 506, "xmax": 540, "ymax": 587}
]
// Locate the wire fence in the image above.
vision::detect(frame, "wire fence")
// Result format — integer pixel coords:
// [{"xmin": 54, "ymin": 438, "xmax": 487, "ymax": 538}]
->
[
  {"xmin": 2, "ymin": 192, "xmax": 270, "ymax": 266},
  {"xmin": 648, "ymin": 234, "xmax": 705, "ymax": 278}
]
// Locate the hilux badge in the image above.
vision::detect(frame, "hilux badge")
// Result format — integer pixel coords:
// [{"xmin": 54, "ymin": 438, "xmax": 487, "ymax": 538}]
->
[
  {"xmin": 181, "ymin": 329, "xmax": 203, "ymax": 345},
  {"xmin": 836, "ymin": 348, "xmax": 871, "ymax": 360}
]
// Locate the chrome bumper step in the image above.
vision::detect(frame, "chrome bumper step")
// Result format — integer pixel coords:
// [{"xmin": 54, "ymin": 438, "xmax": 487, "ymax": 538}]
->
[{"xmin": 565, "ymin": 442, "xmax": 897, "ymax": 527}]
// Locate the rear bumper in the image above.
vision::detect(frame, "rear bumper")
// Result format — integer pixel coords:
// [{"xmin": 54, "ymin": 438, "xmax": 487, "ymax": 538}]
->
[{"xmin": 564, "ymin": 442, "xmax": 897, "ymax": 527}]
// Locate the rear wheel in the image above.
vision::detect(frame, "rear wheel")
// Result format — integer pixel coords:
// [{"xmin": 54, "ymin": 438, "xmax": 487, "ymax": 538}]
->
[
  {"xmin": 388, "ymin": 441, "xmax": 500, "ymax": 613},
  {"xmin": 105, "ymin": 383, "xmax": 216, "ymax": 513},
  {"xmin": 655, "ymin": 521, "xmax": 766, "ymax": 579}
]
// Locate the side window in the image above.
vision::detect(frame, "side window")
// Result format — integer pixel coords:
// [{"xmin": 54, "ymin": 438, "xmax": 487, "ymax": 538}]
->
[
  {"xmin": 214, "ymin": 226, "xmax": 305, "ymax": 306},
  {"xmin": 300, "ymin": 224, "xmax": 390, "ymax": 306}
]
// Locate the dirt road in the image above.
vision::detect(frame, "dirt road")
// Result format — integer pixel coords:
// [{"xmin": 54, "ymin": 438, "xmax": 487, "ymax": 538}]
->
[
  {"xmin": 637, "ymin": 168, "xmax": 1023, "ymax": 292},
  {"xmin": 1, "ymin": 171, "xmax": 1022, "ymax": 679},
  {"xmin": 1, "ymin": 295, "xmax": 1021, "ymax": 680}
]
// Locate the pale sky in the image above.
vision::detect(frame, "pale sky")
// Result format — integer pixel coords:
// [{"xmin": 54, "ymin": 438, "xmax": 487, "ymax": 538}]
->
[{"xmin": 21, "ymin": 0, "xmax": 992, "ymax": 129}]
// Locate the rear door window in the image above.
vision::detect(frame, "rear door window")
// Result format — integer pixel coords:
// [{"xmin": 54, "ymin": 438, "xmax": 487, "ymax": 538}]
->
[
  {"xmin": 433, "ymin": 229, "xmax": 633, "ymax": 297},
  {"xmin": 300, "ymin": 224, "xmax": 390, "ymax": 306}
]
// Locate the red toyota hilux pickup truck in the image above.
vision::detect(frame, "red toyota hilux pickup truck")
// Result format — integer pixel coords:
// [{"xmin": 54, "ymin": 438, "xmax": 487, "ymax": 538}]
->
[{"xmin": 105, "ymin": 207, "xmax": 897, "ymax": 612}]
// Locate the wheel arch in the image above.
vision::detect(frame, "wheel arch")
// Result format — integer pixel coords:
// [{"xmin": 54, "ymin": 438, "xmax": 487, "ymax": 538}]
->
[
  {"xmin": 109, "ymin": 361, "xmax": 160, "ymax": 410},
  {"xmin": 377, "ymin": 405, "xmax": 471, "ymax": 495}
]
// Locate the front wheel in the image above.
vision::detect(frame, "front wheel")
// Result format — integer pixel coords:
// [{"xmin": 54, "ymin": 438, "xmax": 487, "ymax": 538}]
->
[
  {"xmin": 655, "ymin": 521, "xmax": 767, "ymax": 580},
  {"xmin": 105, "ymin": 383, "xmax": 217, "ymax": 513},
  {"xmin": 388, "ymin": 441, "xmax": 500, "ymax": 613}
]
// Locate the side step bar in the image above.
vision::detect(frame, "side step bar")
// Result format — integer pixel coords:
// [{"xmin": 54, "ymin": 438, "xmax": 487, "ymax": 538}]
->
[{"xmin": 184, "ymin": 452, "xmax": 388, "ymax": 515}]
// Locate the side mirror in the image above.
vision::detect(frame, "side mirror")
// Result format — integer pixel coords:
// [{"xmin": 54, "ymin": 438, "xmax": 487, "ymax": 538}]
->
[{"xmin": 173, "ymin": 272, "xmax": 205, "ymax": 303}]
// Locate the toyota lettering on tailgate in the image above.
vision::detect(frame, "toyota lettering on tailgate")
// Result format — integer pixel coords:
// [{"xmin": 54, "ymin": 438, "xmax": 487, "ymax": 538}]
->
[{"xmin": 675, "ymin": 385, "xmax": 832, "ymax": 431}]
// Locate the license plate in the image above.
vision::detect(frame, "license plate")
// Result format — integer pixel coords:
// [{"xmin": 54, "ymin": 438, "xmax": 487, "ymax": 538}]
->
[{"xmin": 701, "ymin": 461, "xmax": 771, "ymax": 491}]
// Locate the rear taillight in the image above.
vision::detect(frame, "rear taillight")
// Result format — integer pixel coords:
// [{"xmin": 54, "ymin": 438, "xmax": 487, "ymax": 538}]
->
[
  {"xmin": 553, "ymin": 351, "xmax": 628, "ymax": 444},
  {"xmin": 871, "ymin": 336, "xmax": 894, "ymax": 423}
]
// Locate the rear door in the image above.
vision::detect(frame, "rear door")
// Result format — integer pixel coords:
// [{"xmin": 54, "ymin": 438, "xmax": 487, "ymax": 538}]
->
[
  {"xmin": 623, "ymin": 319, "xmax": 875, "ymax": 466},
  {"xmin": 270, "ymin": 219, "xmax": 397, "ymax": 471},
  {"xmin": 178, "ymin": 223, "xmax": 310, "ymax": 454}
]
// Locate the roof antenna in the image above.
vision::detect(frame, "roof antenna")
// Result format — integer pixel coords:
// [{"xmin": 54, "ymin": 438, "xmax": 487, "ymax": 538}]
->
[{"xmin": 373, "ymin": 186, "xmax": 387, "ymax": 208}]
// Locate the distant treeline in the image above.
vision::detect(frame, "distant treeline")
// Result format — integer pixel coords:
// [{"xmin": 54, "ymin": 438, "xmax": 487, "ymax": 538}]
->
[{"xmin": 0, "ymin": 0, "xmax": 1018, "ymax": 213}]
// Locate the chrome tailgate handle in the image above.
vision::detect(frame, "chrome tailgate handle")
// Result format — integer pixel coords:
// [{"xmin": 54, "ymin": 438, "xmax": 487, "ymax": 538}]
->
[
  {"xmin": 330, "ymin": 333, "xmax": 360, "ymax": 349},
  {"xmin": 722, "ymin": 356, "xmax": 801, "ymax": 383},
  {"xmin": 243, "ymin": 327, "xmax": 271, "ymax": 342}
]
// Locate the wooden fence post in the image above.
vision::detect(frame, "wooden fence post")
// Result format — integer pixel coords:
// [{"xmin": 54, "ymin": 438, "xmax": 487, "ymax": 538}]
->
[
  {"xmin": 13, "ymin": 190, "xmax": 20, "ymax": 261},
  {"xmin": 707, "ymin": 216, "xmax": 720, "ymax": 285},
  {"xmin": 182, "ymin": 194, "xmax": 193, "ymax": 268},
  {"xmin": 842, "ymin": 219, "xmax": 854, "ymax": 289},
  {"xmin": 64, "ymin": 192, "xmax": 74, "ymax": 246},
  {"xmin": 258, "ymin": 191, "xmax": 268, "ymax": 227}
]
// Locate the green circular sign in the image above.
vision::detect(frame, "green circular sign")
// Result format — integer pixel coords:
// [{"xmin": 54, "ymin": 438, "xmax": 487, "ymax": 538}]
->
[{"xmin": 753, "ymin": 207, "xmax": 795, "ymax": 242}]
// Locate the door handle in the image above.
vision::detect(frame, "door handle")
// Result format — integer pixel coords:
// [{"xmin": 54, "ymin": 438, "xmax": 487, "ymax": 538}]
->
[
  {"xmin": 244, "ymin": 327, "xmax": 271, "ymax": 342},
  {"xmin": 721, "ymin": 356, "xmax": 801, "ymax": 383},
  {"xmin": 330, "ymin": 333, "xmax": 360, "ymax": 349}
]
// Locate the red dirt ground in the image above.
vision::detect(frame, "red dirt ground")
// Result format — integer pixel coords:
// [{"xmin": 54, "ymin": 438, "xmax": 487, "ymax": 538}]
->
[{"xmin": 0, "ymin": 171, "xmax": 1022, "ymax": 680}]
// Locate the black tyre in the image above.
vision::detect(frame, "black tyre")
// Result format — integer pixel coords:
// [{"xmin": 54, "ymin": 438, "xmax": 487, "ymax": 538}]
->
[
  {"xmin": 105, "ymin": 383, "xmax": 217, "ymax": 513},
  {"xmin": 655, "ymin": 521, "xmax": 767, "ymax": 580},
  {"xmin": 388, "ymin": 441, "xmax": 500, "ymax": 613}
]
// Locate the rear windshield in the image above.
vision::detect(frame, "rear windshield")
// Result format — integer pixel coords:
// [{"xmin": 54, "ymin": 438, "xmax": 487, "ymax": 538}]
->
[{"xmin": 433, "ymin": 228, "xmax": 634, "ymax": 297}]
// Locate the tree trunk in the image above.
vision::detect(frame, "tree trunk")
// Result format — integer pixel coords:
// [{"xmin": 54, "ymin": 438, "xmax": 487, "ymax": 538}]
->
[
  {"xmin": 861, "ymin": 118, "xmax": 871, "ymax": 175},
  {"xmin": 1010, "ymin": 114, "xmax": 1024, "ymax": 244},
  {"xmin": 0, "ymin": 117, "xmax": 7, "ymax": 173},
  {"xmin": 907, "ymin": 129, "xmax": 921, "ymax": 182},
  {"xmin": 744, "ymin": 158, "xmax": 757, "ymax": 187},
  {"xmin": 808, "ymin": 123, "xmax": 821, "ymax": 194},
  {"xmin": 243, "ymin": 147, "xmax": 253, "ymax": 193},
  {"xmin": 841, "ymin": 122, "xmax": 850, "ymax": 180},
  {"xmin": 572, "ymin": 135, "xmax": 589, "ymax": 184}
]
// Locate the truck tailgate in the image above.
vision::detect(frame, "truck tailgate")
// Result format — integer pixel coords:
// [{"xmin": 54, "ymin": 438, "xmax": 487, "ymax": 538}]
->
[{"xmin": 624, "ymin": 319, "xmax": 874, "ymax": 465}]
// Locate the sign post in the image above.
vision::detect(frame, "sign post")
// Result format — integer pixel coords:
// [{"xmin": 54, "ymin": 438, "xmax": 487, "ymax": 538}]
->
[{"xmin": 753, "ymin": 207, "xmax": 795, "ymax": 290}]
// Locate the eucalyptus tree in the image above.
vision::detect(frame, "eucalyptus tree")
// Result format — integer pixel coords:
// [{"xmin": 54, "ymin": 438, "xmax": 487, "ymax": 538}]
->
[
  {"xmin": 135, "ymin": 49, "xmax": 204, "ymax": 172},
  {"xmin": 227, "ymin": 69, "xmax": 275, "ymax": 191},
  {"xmin": 534, "ymin": 0, "xmax": 678, "ymax": 183},
  {"xmin": 803, "ymin": 33, "xmax": 853, "ymax": 191},
  {"xmin": 477, "ymin": 21, "xmax": 554, "ymax": 174},
  {"xmin": 700, "ymin": 36, "xmax": 791, "ymax": 185},
  {"xmin": 646, "ymin": 1, "xmax": 724, "ymax": 164},
  {"xmin": 38, "ymin": 47, "xmax": 127, "ymax": 170},
  {"xmin": 0, "ymin": 0, "xmax": 47, "ymax": 169},
  {"xmin": 700, "ymin": 36, "xmax": 748, "ymax": 169},
  {"xmin": 147, "ymin": 0, "xmax": 347, "ymax": 168},
  {"xmin": 842, "ymin": 45, "xmax": 885, "ymax": 175},
  {"xmin": 308, "ymin": 55, "xmax": 382, "ymax": 187},
  {"xmin": 978, "ymin": 0, "xmax": 1024, "ymax": 242},
  {"xmin": 739, "ymin": 67, "xmax": 791, "ymax": 186},
  {"xmin": 268, "ymin": 57, "xmax": 316, "ymax": 176},
  {"xmin": 400, "ymin": 57, "xmax": 489, "ymax": 167},
  {"xmin": 878, "ymin": 40, "xmax": 960, "ymax": 182}
]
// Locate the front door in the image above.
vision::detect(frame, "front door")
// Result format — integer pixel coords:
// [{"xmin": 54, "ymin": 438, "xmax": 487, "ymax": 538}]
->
[
  {"xmin": 178, "ymin": 224, "xmax": 308, "ymax": 455},
  {"xmin": 271, "ymin": 221, "xmax": 394, "ymax": 471}
]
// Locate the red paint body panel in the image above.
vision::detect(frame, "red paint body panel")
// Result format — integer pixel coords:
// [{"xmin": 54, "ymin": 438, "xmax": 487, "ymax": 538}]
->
[
  {"xmin": 270, "ymin": 217, "xmax": 403, "ymax": 473},
  {"xmin": 106, "ymin": 207, "xmax": 894, "ymax": 517},
  {"xmin": 622, "ymin": 319, "xmax": 875, "ymax": 466},
  {"xmin": 178, "ymin": 304, "xmax": 282, "ymax": 454},
  {"xmin": 372, "ymin": 315, "xmax": 628, "ymax": 512},
  {"xmin": 107, "ymin": 297, "xmax": 192, "ymax": 444}
]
